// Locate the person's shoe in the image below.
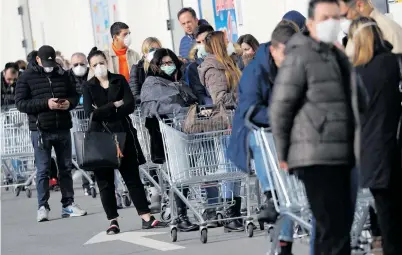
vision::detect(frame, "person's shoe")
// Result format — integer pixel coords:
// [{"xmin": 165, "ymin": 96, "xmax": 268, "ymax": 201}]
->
[
  {"xmin": 177, "ymin": 214, "xmax": 199, "ymax": 232},
  {"xmin": 142, "ymin": 215, "xmax": 168, "ymax": 229},
  {"xmin": 37, "ymin": 206, "xmax": 50, "ymax": 222},
  {"xmin": 279, "ymin": 241, "xmax": 293, "ymax": 255},
  {"xmin": 202, "ymin": 208, "xmax": 218, "ymax": 228},
  {"xmin": 258, "ymin": 192, "xmax": 279, "ymax": 224},
  {"xmin": 84, "ymin": 188, "xmax": 90, "ymax": 196},
  {"xmin": 61, "ymin": 203, "xmax": 87, "ymax": 218},
  {"xmin": 106, "ymin": 219, "xmax": 120, "ymax": 235},
  {"xmin": 224, "ymin": 197, "xmax": 244, "ymax": 232}
]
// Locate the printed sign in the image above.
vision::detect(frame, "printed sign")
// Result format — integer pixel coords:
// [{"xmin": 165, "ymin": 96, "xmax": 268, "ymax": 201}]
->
[
  {"xmin": 90, "ymin": 0, "xmax": 111, "ymax": 51},
  {"xmin": 212, "ymin": 0, "xmax": 239, "ymax": 42}
]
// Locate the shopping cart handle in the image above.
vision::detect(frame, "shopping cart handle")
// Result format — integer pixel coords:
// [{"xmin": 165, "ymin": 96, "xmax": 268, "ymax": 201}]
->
[{"xmin": 244, "ymin": 105, "xmax": 272, "ymax": 132}]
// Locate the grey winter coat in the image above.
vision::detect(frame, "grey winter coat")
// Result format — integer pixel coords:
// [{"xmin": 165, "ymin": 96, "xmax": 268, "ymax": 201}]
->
[
  {"xmin": 269, "ymin": 33, "xmax": 356, "ymax": 170},
  {"xmin": 140, "ymin": 76, "xmax": 187, "ymax": 118},
  {"xmin": 198, "ymin": 54, "xmax": 237, "ymax": 106}
]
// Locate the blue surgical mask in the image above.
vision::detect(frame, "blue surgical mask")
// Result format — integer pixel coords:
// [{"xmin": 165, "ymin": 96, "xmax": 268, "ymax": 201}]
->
[
  {"xmin": 161, "ymin": 65, "xmax": 176, "ymax": 76},
  {"xmin": 197, "ymin": 44, "xmax": 208, "ymax": 59}
]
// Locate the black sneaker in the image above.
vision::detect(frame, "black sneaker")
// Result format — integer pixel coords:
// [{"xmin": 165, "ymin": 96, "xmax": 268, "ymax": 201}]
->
[
  {"xmin": 142, "ymin": 215, "xmax": 168, "ymax": 229},
  {"xmin": 106, "ymin": 220, "xmax": 120, "ymax": 235}
]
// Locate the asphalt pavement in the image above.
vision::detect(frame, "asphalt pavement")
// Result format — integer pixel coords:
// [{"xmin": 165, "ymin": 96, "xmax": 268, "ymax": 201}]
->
[{"xmin": 1, "ymin": 184, "xmax": 310, "ymax": 255}]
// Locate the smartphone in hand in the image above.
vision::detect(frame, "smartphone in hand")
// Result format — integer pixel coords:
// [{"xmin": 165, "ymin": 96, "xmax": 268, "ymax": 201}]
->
[{"xmin": 56, "ymin": 99, "xmax": 66, "ymax": 104}]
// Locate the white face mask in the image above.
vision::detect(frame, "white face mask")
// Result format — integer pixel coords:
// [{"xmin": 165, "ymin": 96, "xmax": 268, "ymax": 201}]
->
[
  {"xmin": 146, "ymin": 50, "xmax": 155, "ymax": 62},
  {"xmin": 227, "ymin": 42, "xmax": 235, "ymax": 56},
  {"xmin": 72, "ymin": 65, "xmax": 87, "ymax": 77},
  {"xmin": 124, "ymin": 35, "xmax": 131, "ymax": 47},
  {"xmin": 316, "ymin": 18, "xmax": 341, "ymax": 44},
  {"xmin": 94, "ymin": 64, "xmax": 108, "ymax": 78},
  {"xmin": 340, "ymin": 19, "xmax": 352, "ymax": 35},
  {"xmin": 44, "ymin": 67, "xmax": 54, "ymax": 73}
]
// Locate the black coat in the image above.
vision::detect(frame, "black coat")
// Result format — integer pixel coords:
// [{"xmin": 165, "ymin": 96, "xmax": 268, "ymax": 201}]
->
[
  {"xmin": 68, "ymin": 69, "xmax": 89, "ymax": 96},
  {"xmin": 1, "ymin": 73, "xmax": 16, "ymax": 108},
  {"xmin": 15, "ymin": 62, "xmax": 79, "ymax": 131},
  {"xmin": 356, "ymin": 49, "xmax": 402, "ymax": 189},
  {"xmin": 129, "ymin": 59, "xmax": 146, "ymax": 105},
  {"xmin": 82, "ymin": 72, "xmax": 146, "ymax": 166}
]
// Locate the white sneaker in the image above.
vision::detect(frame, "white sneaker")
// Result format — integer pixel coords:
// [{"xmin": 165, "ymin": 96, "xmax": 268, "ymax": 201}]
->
[
  {"xmin": 37, "ymin": 206, "xmax": 49, "ymax": 222},
  {"xmin": 61, "ymin": 203, "xmax": 87, "ymax": 218},
  {"xmin": 84, "ymin": 188, "xmax": 90, "ymax": 196}
]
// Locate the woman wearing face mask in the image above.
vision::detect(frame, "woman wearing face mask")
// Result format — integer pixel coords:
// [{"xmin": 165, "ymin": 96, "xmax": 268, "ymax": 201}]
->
[
  {"xmin": 141, "ymin": 48, "xmax": 200, "ymax": 232},
  {"xmin": 198, "ymin": 31, "xmax": 243, "ymax": 232},
  {"xmin": 129, "ymin": 37, "xmax": 162, "ymax": 104},
  {"xmin": 237, "ymin": 34, "xmax": 260, "ymax": 68},
  {"xmin": 82, "ymin": 47, "xmax": 167, "ymax": 235},
  {"xmin": 349, "ymin": 17, "xmax": 402, "ymax": 255}
]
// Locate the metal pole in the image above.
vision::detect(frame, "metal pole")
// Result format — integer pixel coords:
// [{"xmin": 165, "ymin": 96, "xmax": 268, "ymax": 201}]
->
[{"xmin": 18, "ymin": 0, "xmax": 34, "ymax": 56}]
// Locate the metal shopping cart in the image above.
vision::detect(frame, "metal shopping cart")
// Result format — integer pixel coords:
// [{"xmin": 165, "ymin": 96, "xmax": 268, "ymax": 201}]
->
[
  {"xmin": 0, "ymin": 108, "xmax": 36, "ymax": 197},
  {"xmin": 158, "ymin": 110, "xmax": 255, "ymax": 243}
]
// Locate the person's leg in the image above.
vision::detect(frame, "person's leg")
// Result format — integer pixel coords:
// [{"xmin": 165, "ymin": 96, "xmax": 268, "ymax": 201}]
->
[
  {"xmin": 297, "ymin": 165, "xmax": 354, "ymax": 255},
  {"xmin": 31, "ymin": 131, "xmax": 52, "ymax": 221},
  {"xmin": 173, "ymin": 188, "xmax": 199, "ymax": 231}
]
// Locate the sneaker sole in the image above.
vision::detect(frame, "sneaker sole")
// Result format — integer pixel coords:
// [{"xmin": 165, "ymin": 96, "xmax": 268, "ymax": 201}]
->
[
  {"xmin": 37, "ymin": 218, "xmax": 49, "ymax": 222},
  {"xmin": 61, "ymin": 212, "xmax": 88, "ymax": 218}
]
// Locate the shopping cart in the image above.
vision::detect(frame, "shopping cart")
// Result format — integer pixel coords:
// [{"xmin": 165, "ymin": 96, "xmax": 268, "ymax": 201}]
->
[
  {"xmin": 0, "ymin": 108, "xmax": 36, "ymax": 197},
  {"xmin": 70, "ymin": 107, "xmax": 97, "ymax": 198},
  {"xmin": 158, "ymin": 110, "xmax": 254, "ymax": 243}
]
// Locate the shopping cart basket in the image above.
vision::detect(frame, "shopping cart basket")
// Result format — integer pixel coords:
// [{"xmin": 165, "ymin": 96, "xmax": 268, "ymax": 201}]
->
[{"xmin": 158, "ymin": 111, "xmax": 254, "ymax": 243}]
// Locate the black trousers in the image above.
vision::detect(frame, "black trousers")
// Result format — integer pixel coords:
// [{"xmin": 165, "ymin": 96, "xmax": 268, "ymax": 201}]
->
[
  {"xmin": 296, "ymin": 165, "xmax": 354, "ymax": 255},
  {"xmin": 370, "ymin": 167, "xmax": 402, "ymax": 255},
  {"xmin": 94, "ymin": 140, "xmax": 150, "ymax": 220}
]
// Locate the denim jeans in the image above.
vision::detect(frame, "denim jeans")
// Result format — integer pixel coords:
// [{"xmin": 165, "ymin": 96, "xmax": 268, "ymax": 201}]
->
[
  {"xmin": 250, "ymin": 133, "xmax": 294, "ymax": 242},
  {"xmin": 31, "ymin": 130, "xmax": 74, "ymax": 209},
  {"xmin": 219, "ymin": 135, "xmax": 241, "ymax": 199}
]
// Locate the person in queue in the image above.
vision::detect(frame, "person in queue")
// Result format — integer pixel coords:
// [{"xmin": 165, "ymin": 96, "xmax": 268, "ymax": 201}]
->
[
  {"xmin": 1, "ymin": 62, "xmax": 19, "ymax": 107},
  {"xmin": 140, "ymin": 48, "xmax": 200, "ymax": 232},
  {"xmin": 15, "ymin": 59, "xmax": 27, "ymax": 74},
  {"xmin": 198, "ymin": 31, "xmax": 243, "ymax": 232},
  {"xmin": 129, "ymin": 37, "xmax": 162, "ymax": 104},
  {"xmin": 236, "ymin": 34, "xmax": 260, "ymax": 68},
  {"xmin": 184, "ymin": 24, "xmax": 214, "ymax": 105},
  {"xmin": 349, "ymin": 17, "xmax": 402, "ymax": 255},
  {"xmin": 82, "ymin": 47, "xmax": 166, "ymax": 234},
  {"xmin": 15, "ymin": 45, "xmax": 87, "ymax": 222},
  {"xmin": 102, "ymin": 22, "xmax": 141, "ymax": 81},
  {"xmin": 269, "ymin": 0, "xmax": 356, "ymax": 253},
  {"xmin": 338, "ymin": 0, "xmax": 402, "ymax": 56},
  {"xmin": 229, "ymin": 20, "xmax": 300, "ymax": 255}
]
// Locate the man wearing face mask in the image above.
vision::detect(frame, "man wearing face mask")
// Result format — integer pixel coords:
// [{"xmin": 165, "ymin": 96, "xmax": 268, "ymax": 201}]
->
[
  {"xmin": 101, "ymin": 22, "xmax": 141, "ymax": 81},
  {"xmin": 1, "ymin": 62, "xmax": 19, "ymax": 108},
  {"xmin": 69, "ymin": 52, "xmax": 89, "ymax": 103},
  {"xmin": 339, "ymin": 0, "xmax": 402, "ymax": 56},
  {"xmin": 184, "ymin": 24, "xmax": 214, "ymax": 105},
  {"xmin": 269, "ymin": 0, "xmax": 356, "ymax": 254},
  {"xmin": 15, "ymin": 45, "xmax": 86, "ymax": 222}
]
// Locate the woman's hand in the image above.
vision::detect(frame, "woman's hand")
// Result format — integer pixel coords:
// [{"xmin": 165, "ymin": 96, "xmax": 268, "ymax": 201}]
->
[{"xmin": 113, "ymin": 100, "xmax": 124, "ymax": 108}]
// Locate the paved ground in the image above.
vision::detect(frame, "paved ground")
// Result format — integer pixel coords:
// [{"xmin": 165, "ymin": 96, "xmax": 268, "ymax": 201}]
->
[{"xmin": 1, "ymin": 185, "xmax": 310, "ymax": 255}]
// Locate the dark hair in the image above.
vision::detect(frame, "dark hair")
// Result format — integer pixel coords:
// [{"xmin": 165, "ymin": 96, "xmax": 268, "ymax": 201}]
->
[
  {"xmin": 150, "ymin": 48, "xmax": 182, "ymax": 80},
  {"xmin": 26, "ymin": 50, "xmax": 38, "ymax": 63},
  {"xmin": 4, "ymin": 62, "xmax": 19, "ymax": 74},
  {"xmin": 87, "ymin": 47, "xmax": 107, "ymax": 64},
  {"xmin": 15, "ymin": 60, "xmax": 27, "ymax": 70},
  {"xmin": 194, "ymin": 24, "xmax": 214, "ymax": 39},
  {"xmin": 110, "ymin": 22, "xmax": 129, "ymax": 38},
  {"xmin": 237, "ymin": 34, "xmax": 260, "ymax": 52},
  {"xmin": 308, "ymin": 0, "xmax": 339, "ymax": 18},
  {"xmin": 271, "ymin": 20, "xmax": 299, "ymax": 47},
  {"xmin": 177, "ymin": 7, "xmax": 197, "ymax": 20}
]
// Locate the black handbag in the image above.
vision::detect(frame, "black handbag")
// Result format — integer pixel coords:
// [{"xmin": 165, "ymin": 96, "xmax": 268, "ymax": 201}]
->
[{"xmin": 73, "ymin": 114, "xmax": 126, "ymax": 170}]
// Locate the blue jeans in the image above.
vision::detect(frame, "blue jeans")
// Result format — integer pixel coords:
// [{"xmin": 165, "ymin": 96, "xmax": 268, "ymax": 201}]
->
[
  {"xmin": 250, "ymin": 133, "xmax": 294, "ymax": 242},
  {"xmin": 309, "ymin": 167, "xmax": 359, "ymax": 255},
  {"xmin": 31, "ymin": 130, "xmax": 74, "ymax": 209},
  {"xmin": 219, "ymin": 135, "xmax": 241, "ymax": 199}
]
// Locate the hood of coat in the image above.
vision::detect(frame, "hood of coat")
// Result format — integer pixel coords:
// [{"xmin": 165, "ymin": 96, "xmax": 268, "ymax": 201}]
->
[{"xmin": 197, "ymin": 54, "xmax": 226, "ymax": 84}]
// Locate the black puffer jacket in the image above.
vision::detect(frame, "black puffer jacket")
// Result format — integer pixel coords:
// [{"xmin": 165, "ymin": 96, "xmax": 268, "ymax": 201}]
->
[
  {"xmin": 68, "ymin": 69, "xmax": 88, "ymax": 96},
  {"xmin": 129, "ymin": 59, "xmax": 146, "ymax": 104},
  {"xmin": 15, "ymin": 61, "xmax": 79, "ymax": 131},
  {"xmin": 269, "ymin": 32, "xmax": 355, "ymax": 169}
]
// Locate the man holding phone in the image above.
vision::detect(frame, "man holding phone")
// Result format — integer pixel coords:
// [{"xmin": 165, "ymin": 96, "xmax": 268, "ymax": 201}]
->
[{"xmin": 15, "ymin": 45, "xmax": 87, "ymax": 222}]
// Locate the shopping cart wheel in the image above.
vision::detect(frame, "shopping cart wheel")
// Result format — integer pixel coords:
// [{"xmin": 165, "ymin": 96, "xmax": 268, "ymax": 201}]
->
[
  {"xmin": 247, "ymin": 223, "xmax": 254, "ymax": 238},
  {"xmin": 216, "ymin": 213, "xmax": 224, "ymax": 227},
  {"xmin": 161, "ymin": 207, "xmax": 171, "ymax": 222},
  {"xmin": 15, "ymin": 187, "xmax": 21, "ymax": 197},
  {"xmin": 259, "ymin": 220, "xmax": 265, "ymax": 231},
  {"xmin": 91, "ymin": 187, "xmax": 97, "ymax": 198},
  {"xmin": 26, "ymin": 188, "xmax": 32, "ymax": 198},
  {"xmin": 123, "ymin": 195, "xmax": 132, "ymax": 207},
  {"xmin": 171, "ymin": 228, "xmax": 177, "ymax": 242},
  {"xmin": 200, "ymin": 228, "xmax": 208, "ymax": 244}
]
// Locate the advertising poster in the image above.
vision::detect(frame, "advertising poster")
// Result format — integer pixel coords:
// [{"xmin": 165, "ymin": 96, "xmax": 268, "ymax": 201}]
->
[
  {"xmin": 90, "ymin": 0, "xmax": 111, "ymax": 51},
  {"xmin": 212, "ymin": 0, "xmax": 239, "ymax": 42}
]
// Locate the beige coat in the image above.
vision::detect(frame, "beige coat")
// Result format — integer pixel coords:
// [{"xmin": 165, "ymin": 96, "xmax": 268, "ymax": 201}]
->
[
  {"xmin": 88, "ymin": 45, "xmax": 141, "ymax": 79},
  {"xmin": 346, "ymin": 9, "xmax": 402, "ymax": 58}
]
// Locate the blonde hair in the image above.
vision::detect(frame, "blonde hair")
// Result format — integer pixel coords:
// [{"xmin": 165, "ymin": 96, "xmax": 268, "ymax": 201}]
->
[
  {"xmin": 348, "ymin": 17, "xmax": 383, "ymax": 66},
  {"xmin": 141, "ymin": 37, "xmax": 162, "ymax": 72},
  {"xmin": 189, "ymin": 44, "xmax": 198, "ymax": 61},
  {"xmin": 205, "ymin": 31, "xmax": 242, "ymax": 91}
]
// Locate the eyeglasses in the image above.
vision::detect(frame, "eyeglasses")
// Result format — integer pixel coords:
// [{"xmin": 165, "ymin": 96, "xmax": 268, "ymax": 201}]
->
[
  {"xmin": 72, "ymin": 63, "xmax": 86, "ymax": 67},
  {"xmin": 160, "ymin": 61, "xmax": 174, "ymax": 67}
]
